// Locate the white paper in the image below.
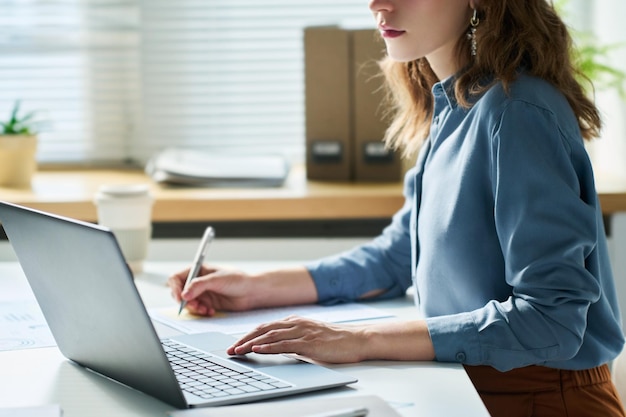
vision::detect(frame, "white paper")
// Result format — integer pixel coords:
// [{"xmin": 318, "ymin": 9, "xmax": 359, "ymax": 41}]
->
[
  {"xmin": 0, "ymin": 300, "xmax": 56, "ymax": 351},
  {"xmin": 150, "ymin": 303, "xmax": 394, "ymax": 335},
  {"xmin": 0, "ymin": 273, "xmax": 35, "ymax": 302}
]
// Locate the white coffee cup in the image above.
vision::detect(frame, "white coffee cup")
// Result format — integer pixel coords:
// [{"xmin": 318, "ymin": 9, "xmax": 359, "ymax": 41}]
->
[{"xmin": 94, "ymin": 183, "xmax": 154, "ymax": 273}]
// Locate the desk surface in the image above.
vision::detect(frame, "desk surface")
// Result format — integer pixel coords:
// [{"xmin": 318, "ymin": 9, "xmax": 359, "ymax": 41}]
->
[
  {"xmin": 1, "ymin": 165, "xmax": 626, "ymax": 223},
  {"xmin": 0, "ymin": 261, "xmax": 490, "ymax": 417}
]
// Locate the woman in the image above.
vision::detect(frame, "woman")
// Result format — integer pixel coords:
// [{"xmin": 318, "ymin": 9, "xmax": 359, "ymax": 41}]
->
[{"xmin": 168, "ymin": 1, "xmax": 626, "ymax": 415}]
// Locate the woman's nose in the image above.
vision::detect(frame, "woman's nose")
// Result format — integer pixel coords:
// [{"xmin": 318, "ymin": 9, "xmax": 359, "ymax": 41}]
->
[{"xmin": 369, "ymin": 0, "xmax": 392, "ymax": 13}]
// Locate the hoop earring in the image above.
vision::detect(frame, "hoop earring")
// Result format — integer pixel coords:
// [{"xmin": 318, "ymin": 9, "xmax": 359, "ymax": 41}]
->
[{"xmin": 468, "ymin": 9, "xmax": 480, "ymax": 57}]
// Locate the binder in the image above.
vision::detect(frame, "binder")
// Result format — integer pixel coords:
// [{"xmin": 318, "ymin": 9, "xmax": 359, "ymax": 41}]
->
[
  {"xmin": 304, "ymin": 26, "xmax": 402, "ymax": 182},
  {"xmin": 304, "ymin": 26, "xmax": 352, "ymax": 181},
  {"xmin": 352, "ymin": 29, "xmax": 402, "ymax": 182}
]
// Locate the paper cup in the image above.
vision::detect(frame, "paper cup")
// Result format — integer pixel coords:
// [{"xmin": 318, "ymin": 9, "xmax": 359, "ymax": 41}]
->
[{"xmin": 94, "ymin": 184, "xmax": 154, "ymax": 273}]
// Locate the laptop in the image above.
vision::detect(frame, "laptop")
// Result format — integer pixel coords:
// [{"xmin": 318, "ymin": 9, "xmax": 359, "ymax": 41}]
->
[{"xmin": 0, "ymin": 201, "xmax": 357, "ymax": 408}]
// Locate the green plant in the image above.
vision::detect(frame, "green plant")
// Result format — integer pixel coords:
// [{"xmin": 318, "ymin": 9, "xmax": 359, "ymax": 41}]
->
[
  {"xmin": 573, "ymin": 34, "xmax": 626, "ymax": 97},
  {"xmin": 0, "ymin": 100, "xmax": 38, "ymax": 135},
  {"xmin": 555, "ymin": 0, "xmax": 626, "ymax": 97}
]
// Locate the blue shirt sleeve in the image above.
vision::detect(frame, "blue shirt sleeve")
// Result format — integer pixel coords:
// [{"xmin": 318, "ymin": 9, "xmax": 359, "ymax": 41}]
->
[
  {"xmin": 427, "ymin": 98, "xmax": 622, "ymax": 371},
  {"xmin": 306, "ymin": 168, "xmax": 416, "ymax": 305},
  {"xmin": 305, "ymin": 75, "xmax": 623, "ymax": 371}
]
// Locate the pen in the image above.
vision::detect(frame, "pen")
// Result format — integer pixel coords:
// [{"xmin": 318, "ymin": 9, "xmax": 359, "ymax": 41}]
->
[
  {"xmin": 302, "ymin": 407, "xmax": 369, "ymax": 417},
  {"xmin": 177, "ymin": 226, "xmax": 215, "ymax": 315}
]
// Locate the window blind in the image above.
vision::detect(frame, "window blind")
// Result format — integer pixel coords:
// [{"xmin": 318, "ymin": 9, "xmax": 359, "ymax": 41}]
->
[{"xmin": 0, "ymin": 0, "xmax": 373, "ymax": 165}]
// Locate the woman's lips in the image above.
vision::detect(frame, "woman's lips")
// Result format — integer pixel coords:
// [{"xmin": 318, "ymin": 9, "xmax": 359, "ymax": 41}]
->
[{"xmin": 379, "ymin": 26, "xmax": 405, "ymax": 38}]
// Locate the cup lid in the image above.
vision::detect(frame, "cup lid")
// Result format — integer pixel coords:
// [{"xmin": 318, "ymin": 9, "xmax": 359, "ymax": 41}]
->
[{"xmin": 96, "ymin": 183, "xmax": 152, "ymax": 199}]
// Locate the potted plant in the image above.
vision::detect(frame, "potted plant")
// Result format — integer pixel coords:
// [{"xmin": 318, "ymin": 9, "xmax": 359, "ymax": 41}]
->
[
  {"xmin": 0, "ymin": 100, "xmax": 39, "ymax": 188},
  {"xmin": 554, "ymin": 0, "xmax": 626, "ymax": 96},
  {"xmin": 573, "ymin": 34, "xmax": 626, "ymax": 98},
  {"xmin": 554, "ymin": 0, "xmax": 626, "ymax": 182}
]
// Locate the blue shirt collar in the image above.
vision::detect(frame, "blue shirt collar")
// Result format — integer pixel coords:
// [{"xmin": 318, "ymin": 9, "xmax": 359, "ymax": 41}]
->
[{"xmin": 432, "ymin": 75, "xmax": 458, "ymax": 110}]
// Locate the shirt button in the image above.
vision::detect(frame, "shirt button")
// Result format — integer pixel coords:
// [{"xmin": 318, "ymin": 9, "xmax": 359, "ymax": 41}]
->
[{"xmin": 455, "ymin": 352, "xmax": 467, "ymax": 362}]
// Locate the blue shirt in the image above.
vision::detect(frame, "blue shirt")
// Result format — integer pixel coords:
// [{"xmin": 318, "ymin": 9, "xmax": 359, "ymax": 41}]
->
[{"xmin": 307, "ymin": 73, "xmax": 625, "ymax": 372}]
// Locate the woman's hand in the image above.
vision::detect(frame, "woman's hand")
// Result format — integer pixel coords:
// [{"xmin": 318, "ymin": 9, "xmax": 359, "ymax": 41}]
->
[
  {"xmin": 167, "ymin": 265, "xmax": 257, "ymax": 316},
  {"xmin": 167, "ymin": 265, "xmax": 318, "ymax": 316},
  {"xmin": 227, "ymin": 316, "xmax": 369, "ymax": 363},
  {"xmin": 227, "ymin": 316, "xmax": 436, "ymax": 364}
]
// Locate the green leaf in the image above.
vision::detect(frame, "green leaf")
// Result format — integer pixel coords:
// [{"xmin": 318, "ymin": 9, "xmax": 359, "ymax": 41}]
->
[
  {"xmin": 1, "ymin": 100, "xmax": 39, "ymax": 135},
  {"xmin": 556, "ymin": 0, "xmax": 626, "ymax": 98}
]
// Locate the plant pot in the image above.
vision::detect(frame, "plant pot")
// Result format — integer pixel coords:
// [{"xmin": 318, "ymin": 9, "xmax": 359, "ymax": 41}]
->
[{"xmin": 0, "ymin": 134, "xmax": 38, "ymax": 188}]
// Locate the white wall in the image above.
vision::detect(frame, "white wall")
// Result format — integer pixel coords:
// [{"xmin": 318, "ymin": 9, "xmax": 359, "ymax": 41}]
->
[
  {"xmin": 0, "ymin": 237, "xmax": 371, "ymax": 263},
  {"xmin": 147, "ymin": 237, "xmax": 370, "ymax": 263}
]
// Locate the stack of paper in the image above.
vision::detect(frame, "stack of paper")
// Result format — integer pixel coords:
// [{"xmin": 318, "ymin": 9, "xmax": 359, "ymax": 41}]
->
[
  {"xmin": 150, "ymin": 302, "xmax": 394, "ymax": 335},
  {"xmin": 146, "ymin": 148, "xmax": 290, "ymax": 187}
]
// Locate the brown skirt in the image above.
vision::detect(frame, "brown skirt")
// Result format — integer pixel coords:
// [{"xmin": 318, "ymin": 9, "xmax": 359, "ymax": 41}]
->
[{"xmin": 464, "ymin": 364, "xmax": 626, "ymax": 417}]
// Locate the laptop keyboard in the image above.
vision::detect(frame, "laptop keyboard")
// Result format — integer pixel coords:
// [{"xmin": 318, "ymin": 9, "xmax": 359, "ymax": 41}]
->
[{"xmin": 162, "ymin": 339, "xmax": 292, "ymax": 399}]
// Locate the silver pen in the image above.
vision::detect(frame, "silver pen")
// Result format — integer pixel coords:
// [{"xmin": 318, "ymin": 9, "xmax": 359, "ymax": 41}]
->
[{"xmin": 177, "ymin": 226, "xmax": 215, "ymax": 315}]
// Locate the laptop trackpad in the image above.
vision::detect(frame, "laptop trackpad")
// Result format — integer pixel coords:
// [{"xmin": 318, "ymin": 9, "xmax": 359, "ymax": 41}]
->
[{"xmin": 170, "ymin": 332, "xmax": 301, "ymax": 368}]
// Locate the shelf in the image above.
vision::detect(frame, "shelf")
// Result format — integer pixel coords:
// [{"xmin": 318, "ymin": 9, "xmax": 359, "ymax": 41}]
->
[
  {"xmin": 1, "ymin": 165, "xmax": 625, "ymax": 224},
  {"xmin": 0, "ymin": 165, "xmax": 405, "ymax": 223}
]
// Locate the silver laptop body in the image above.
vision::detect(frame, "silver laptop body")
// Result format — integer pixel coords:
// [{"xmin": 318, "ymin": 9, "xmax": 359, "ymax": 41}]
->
[{"xmin": 0, "ymin": 201, "xmax": 356, "ymax": 408}]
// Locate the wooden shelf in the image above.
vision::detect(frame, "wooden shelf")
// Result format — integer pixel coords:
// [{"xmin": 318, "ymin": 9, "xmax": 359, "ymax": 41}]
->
[
  {"xmin": 1, "ymin": 165, "xmax": 625, "ymax": 224},
  {"xmin": 0, "ymin": 165, "xmax": 405, "ymax": 223}
]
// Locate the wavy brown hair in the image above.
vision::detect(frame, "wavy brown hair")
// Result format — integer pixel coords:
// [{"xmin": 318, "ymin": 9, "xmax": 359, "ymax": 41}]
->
[{"xmin": 380, "ymin": 0, "xmax": 602, "ymax": 157}]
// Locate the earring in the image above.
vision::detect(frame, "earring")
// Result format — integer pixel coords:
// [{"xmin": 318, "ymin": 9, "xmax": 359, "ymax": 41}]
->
[{"xmin": 468, "ymin": 9, "xmax": 480, "ymax": 56}]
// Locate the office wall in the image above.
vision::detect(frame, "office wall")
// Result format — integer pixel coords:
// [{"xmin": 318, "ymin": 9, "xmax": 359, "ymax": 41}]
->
[
  {"xmin": 0, "ymin": 237, "xmax": 370, "ymax": 263},
  {"xmin": 148, "ymin": 237, "xmax": 370, "ymax": 263}
]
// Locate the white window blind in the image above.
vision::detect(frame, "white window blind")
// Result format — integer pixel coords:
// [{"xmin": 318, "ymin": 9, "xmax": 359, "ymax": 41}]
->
[
  {"xmin": 0, "ymin": 1, "xmax": 373, "ymax": 165},
  {"xmin": 3, "ymin": 1, "xmax": 623, "ymax": 171}
]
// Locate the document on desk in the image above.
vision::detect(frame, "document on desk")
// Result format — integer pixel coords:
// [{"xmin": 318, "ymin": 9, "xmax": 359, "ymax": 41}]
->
[
  {"xmin": 0, "ymin": 269, "xmax": 55, "ymax": 351},
  {"xmin": 168, "ymin": 394, "xmax": 401, "ymax": 417},
  {"xmin": 0, "ymin": 300, "xmax": 56, "ymax": 351},
  {"xmin": 149, "ymin": 302, "xmax": 393, "ymax": 335}
]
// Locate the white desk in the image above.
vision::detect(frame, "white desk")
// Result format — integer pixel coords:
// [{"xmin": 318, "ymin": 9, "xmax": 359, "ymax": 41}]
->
[{"xmin": 0, "ymin": 261, "xmax": 490, "ymax": 417}]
